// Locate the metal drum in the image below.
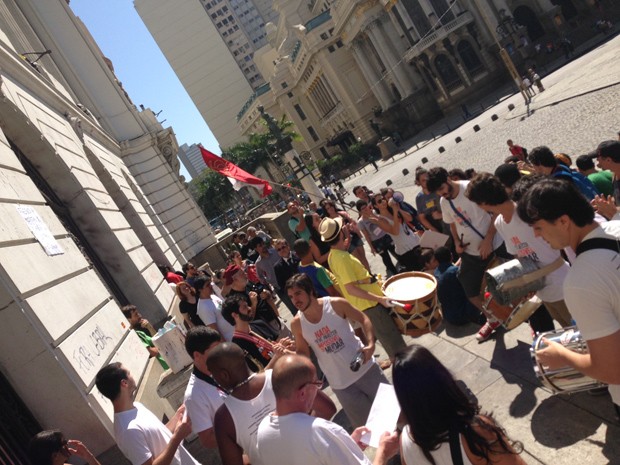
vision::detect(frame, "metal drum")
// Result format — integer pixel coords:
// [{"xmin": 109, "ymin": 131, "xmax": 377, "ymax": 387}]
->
[
  {"xmin": 382, "ymin": 272, "xmax": 442, "ymax": 336},
  {"xmin": 531, "ymin": 327, "xmax": 607, "ymax": 393},
  {"xmin": 485, "ymin": 257, "xmax": 546, "ymax": 306},
  {"xmin": 484, "ymin": 293, "xmax": 542, "ymax": 331}
]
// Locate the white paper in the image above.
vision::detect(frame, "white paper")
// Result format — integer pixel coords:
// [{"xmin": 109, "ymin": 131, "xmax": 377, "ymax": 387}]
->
[
  {"xmin": 361, "ymin": 383, "xmax": 400, "ymax": 448},
  {"xmin": 419, "ymin": 230, "xmax": 450, "ymax": 250},
  {"xmin": 16, "ymin": 205, "xmax": 64, "ymax": 256}
]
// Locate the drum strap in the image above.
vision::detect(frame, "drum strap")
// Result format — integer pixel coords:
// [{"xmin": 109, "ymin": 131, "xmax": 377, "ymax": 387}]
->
[
  {"xmin": 447, "ymin": 199, "xmax": 486, "ymax": 240},
  {"xmin": 575, "ymin": 238, "xmax": 620, "ymax": 257},
  {"xmin": 448, "ymin": 425, "xmax": 464, "ymax": 465},
  {"xmin": 497, "ymin": 256, "xmax": 565, "ymax": 291}
]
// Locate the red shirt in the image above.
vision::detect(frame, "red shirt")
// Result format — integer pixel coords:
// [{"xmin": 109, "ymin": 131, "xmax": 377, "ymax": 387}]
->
[{"xmin": 509, "ymin": 145, "xmax": 525, "ymax": 160}]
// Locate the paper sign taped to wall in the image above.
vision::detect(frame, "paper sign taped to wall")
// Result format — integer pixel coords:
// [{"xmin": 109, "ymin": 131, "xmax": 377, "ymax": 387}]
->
[{"xmin": 16, "ymin": 205, "xmax": 64, "ymax": 256}]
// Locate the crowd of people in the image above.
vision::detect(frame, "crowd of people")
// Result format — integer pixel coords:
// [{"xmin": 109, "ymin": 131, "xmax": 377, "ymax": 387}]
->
[{"xmin": 30, "ymin": 137, "xmax": 620, "ymax": 465}]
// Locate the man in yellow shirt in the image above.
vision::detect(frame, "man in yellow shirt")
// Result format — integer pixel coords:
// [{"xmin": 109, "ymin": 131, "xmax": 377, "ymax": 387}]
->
[{"xmin": 320, "ymin": 217, "xmax": 406, "ymax": 364}]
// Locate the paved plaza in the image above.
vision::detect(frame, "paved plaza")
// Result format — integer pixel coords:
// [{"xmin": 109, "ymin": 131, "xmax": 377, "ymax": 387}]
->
[
  {"xmin": 334, "ymin": 34, "xmax": 620, "ymax": 465},
  {"xmin": 182, "ymin": 35, "xmax": 620, "ymax": 465}
]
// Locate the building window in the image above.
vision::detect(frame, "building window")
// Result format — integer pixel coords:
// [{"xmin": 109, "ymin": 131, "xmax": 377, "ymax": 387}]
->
[
  {"xmin": 457, "ymin": 40, "xmax": 484, "ymax": 77},
  {"xmin": 434, "ymin": 54, "xmax": 462, "ymax": 90},
  {"xmin": 307, "ymin": 126, "xmax": 319, "ymax": 142},
  {"xmin": 294, "ymin": 104, "xmax": 307, "ymax": 120},
  {"xmin": 320, "ymin": 32, "xmax": 329, "ymax": 40},
  {"xmin": 320, "ymin": 147, "xmax": 329, "ymax": 158}
]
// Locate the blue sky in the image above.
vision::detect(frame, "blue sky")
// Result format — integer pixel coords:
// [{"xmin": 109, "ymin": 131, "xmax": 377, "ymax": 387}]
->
[{"xmin": 70, "ymin": 0, "xmax": 220, "ymax": 180}]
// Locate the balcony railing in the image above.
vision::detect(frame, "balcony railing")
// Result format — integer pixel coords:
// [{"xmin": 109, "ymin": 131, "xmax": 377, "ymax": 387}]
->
[{"xmin": 404, "ymin": 11, "xmax": 474, "ymax": 62}]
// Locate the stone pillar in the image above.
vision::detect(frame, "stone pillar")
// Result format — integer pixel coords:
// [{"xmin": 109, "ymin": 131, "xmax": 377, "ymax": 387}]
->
[
  {"xmin": 351, "ymin": 40, "xmax": 392, "ymax": 109},
  {"xmin": 366, "ymin": 19, "xmax": 416, "ymax": 97},
  {"xmin": 284, "ymin": 149, "xmax": 323, "ymax": 199}
]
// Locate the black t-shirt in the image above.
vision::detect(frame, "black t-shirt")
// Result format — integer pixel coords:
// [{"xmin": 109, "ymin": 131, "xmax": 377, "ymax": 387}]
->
[{"xmin": 179, "ymin": 299, "xmax": 205, "ymax": 326}]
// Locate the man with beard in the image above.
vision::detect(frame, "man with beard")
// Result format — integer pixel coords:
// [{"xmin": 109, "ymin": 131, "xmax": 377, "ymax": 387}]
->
[
  {"xmin": 95, "ymin": 363, "xmax": 198, "ymax": 465},
  {"xmin": 286, "ymin": 274, "xmax": 388, "ymax": 427},
  {"xmin": 426, "ymin": 167, "xmax": 505, "ymax": 342},
  {"xmin": 221, "ymin": 294, "xmax": 292, "ymax": 372}
]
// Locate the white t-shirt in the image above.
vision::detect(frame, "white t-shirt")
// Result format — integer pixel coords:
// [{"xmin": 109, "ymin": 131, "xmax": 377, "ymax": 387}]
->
[
  {"xmin": 564, "ymin": 221, "xmax": 620, "ymax": 404},
  {"xmin": 197, "ymin": 295, "xmax": 234, "ymax": 341},
  {"xmin": 440, "ymin": 181, "xmax": 503, "ymax": 256},
  {"xmin": 256, "ymin": 412, "xmax": 371, "ymax": 465},
  {"xmin": 114, "ymin": 402, "xmax": 200, "ymax": 465},
  {"xmin": 183, "ymin": 372, "xmax": 226, "ymax": 435},
  {"xmin": 401, "ymin": 425, "xmax": 473, "ymax": 465},
  {"xmin": 494, "ymin": 209, "xmax": 569, "ymax": 303}
]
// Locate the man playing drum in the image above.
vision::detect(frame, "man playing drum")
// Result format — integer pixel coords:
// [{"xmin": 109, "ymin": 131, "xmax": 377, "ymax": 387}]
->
[
  {"xmin": 466, "ymin": 173, "xmax": 573, "ymax": 329},
  {"xmin": 426, "ymin": 167, "xmax": 505, "ymax": 342},
  {"xmin": 517, "ymin": 178, "xmax": 620, "ymax": 419},
  {"xmin": 319, "ymin": 217, "xmax": 406, "ymax": 367}
]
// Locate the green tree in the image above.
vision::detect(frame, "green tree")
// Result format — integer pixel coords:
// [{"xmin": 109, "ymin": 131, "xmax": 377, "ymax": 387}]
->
[{"xmin": 189, "ymin": 169, "xmax": 236, "ymax": 219}]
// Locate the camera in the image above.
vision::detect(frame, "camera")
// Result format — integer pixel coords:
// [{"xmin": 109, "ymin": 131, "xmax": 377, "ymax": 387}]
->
[{"xmin": 350, "ymin": 350, "xmax": 364, "ymax": 372}]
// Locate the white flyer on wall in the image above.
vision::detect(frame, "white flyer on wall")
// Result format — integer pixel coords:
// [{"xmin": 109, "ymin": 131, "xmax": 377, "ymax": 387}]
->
[{"xmin": 16, "ymin": 205, "xmax": 64, "ymax": 256}]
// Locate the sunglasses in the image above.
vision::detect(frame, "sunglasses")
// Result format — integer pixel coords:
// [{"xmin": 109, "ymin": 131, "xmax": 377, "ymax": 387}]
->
[{"xmin": 276, "ymin": 245, "xmax": 289, "ymax": 251}]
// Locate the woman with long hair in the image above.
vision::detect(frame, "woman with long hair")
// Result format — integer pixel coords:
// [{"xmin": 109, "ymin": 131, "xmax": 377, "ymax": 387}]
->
[
  {"xmin": 29, "ymin": 430, "xmax": 101, "ymax": 465},
  {"xmin": 176, "ymin": 281, "xmax": 204, "ymax": 328},
  {"xmin": 304, "ymin": 212, "xmax": 331, "ymax": 268},
  {"xmin": 371, "ymin": 194, "xmax": 422, "ymax": 271},
  {"xmin": 393, "ymin": 345, "xmax": 527, "ymax": 465},
  {"xmin": 321, "ymin": 199, "xmax": 371, "ymax": 271}
]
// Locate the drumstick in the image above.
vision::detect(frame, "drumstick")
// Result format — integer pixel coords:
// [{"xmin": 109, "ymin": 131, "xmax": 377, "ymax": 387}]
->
[
  {"xmin": 459, "ymin": 233, "xmax": 470, "ymax": 249},
  {"xmin": 389, "ymin": 301, "xmax": 413, "ymax": 312}
]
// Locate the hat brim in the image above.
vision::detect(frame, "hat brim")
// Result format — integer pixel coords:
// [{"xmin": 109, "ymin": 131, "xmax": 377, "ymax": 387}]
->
[{"xmin": 320, "ymin": 217, "xmax": 343, "ymax": 242}]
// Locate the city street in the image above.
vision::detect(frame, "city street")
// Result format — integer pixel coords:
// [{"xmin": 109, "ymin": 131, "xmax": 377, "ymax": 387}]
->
[
  {"xmin": 334, "ymin": 35, "xmax": 620, "ymax": 465},
  {"xmin": 342, "ymin": 34, "xmax": 620, "ymax": 207}
]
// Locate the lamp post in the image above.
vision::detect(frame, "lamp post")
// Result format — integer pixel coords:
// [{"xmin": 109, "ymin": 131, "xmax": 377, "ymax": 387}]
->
[{"xmin": 472, "ymin": 1, "xmax": 529, "ymax": 104}]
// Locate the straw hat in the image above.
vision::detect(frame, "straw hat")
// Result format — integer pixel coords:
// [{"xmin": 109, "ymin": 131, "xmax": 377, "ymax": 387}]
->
[{"xmin": 319, "ymin": 217, "xmax": 343, "ymax": 242}]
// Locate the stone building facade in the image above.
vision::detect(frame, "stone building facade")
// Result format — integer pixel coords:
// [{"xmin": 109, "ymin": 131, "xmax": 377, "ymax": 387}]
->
[
  {"xmin": 237, "ymin": 0, "xmax": 615, "ymax": 156},
  {"xmin": 0, "ymin": 1, "xmax": 215, "ymax": 463}
]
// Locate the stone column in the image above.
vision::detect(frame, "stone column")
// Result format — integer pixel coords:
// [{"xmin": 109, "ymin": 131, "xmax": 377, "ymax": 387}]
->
[
  {"xmin": 351, "ymin": 40, "xmax": 392, "ymax": 109},
  {"xmin": 366, "ymin": 19, "xmax": 416, "ymax": 97}
]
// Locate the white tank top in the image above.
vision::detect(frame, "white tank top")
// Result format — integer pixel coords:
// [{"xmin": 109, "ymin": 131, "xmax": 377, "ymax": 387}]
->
[
  {"xmin": 224, "ymin": 370, "xmax": 276, "ymax": 462},
  {"xmin": 382, "ymin": 215, "xmax": 420, "ymax": 255},
  {"xmin": 401, "ymin": 425, "xmax": 474, "ymax": 465},
  {"xmin": 299, "ymin": 297, "xmax": 373, "ymax": 389}
]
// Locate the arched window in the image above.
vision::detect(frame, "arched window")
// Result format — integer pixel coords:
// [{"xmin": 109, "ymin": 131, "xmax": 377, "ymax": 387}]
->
[
  {"xmin": 434, "ymin": 54, "xmax": 461, "ymax": 90},
  {"xmin": 457, "ymin": 40, "xmax": 483, "ymax": 77},
  {"xmin": 513, "ymin": 5, "xmax": 546, "ymax": 40}
]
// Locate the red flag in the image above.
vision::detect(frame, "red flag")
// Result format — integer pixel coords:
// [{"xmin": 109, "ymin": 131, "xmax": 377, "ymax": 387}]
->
[{"xmin": 200, "ymin": 147, "xmax": 273, "ymax": 197}]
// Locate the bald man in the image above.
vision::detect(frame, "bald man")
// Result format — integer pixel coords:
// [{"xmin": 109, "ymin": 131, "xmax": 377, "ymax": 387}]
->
[
  {"xmin": 255, "ymin": 355, "xmax": 398, "ymax": 465},
  {"xmin": 208, "ymin": 344, "xmax": 336, "ymax": 465}
]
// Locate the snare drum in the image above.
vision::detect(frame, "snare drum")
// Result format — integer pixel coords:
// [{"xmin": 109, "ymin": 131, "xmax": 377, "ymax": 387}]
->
[
  {"xmin": 531, "ymin": 327, "xmax": 606, "ymax": 393},
  {"xmin": 382, "ymin": 272, "xmax": 443, "ymax": 336}
]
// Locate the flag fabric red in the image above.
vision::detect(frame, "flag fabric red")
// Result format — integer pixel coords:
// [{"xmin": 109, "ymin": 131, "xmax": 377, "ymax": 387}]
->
[{"xmin": 200, "ymin": 147, "xmax": 273, "ymax": 197}]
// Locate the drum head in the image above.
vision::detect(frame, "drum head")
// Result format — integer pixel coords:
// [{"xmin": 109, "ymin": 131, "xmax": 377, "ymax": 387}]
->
[{"xmin": 382, "ymin": 272, "xmax": 437, "ymax": 304}]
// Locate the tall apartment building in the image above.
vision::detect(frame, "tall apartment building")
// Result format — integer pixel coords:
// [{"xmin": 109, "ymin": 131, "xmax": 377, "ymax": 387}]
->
[
  {"xmin": 178, "ymin": 143, "xmax": 206, "ymax": 179},
  {"xmin": 136, "ymin": 0, "xmax": 278, "ymax": 148}
]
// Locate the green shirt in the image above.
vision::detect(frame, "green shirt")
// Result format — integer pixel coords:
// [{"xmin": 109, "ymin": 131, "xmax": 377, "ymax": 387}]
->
[{"xmin": 587, "ymin": 170, "xmax": 613, "ymax": 196}]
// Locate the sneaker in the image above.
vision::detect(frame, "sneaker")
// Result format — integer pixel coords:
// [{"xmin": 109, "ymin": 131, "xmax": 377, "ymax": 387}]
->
[{"xmin": 476, "ymin": 320, "xmax": 501, "ymax": 342}]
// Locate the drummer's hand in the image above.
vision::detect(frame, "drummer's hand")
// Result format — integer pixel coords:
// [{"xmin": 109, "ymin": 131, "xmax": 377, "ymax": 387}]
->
[
  {"xmin": 536, "ymin": 338, "xmax": 570, "ymax": 371},
  {"xmin": 455, "ymin": 241, "xmax": 465, "ymax": 255},
  {"xmin": 479, "ymin": 236, "xmax": 493, "ymax": 260},
  {"xmin": 378, "ymin": 296, "xmax": 393, "ymax": 308}
]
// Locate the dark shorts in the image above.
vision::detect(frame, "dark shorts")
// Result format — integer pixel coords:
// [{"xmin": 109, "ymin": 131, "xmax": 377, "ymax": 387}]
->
[
  {"xmin": 457, "ymin": 252, "xmax": 495, "ymax": 298},
  {"xmin": 348, "ymin": 232, "xmax": 364, "ymax": 252},
  {"xmin": 371, "ymin": 235, "xmax": 393, "ymax": 254}
]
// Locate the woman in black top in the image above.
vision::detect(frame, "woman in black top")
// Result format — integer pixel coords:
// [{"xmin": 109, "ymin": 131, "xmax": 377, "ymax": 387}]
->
[{"xmin": 176, "ymin": 281, "xmax": 204, "ymax": 327}]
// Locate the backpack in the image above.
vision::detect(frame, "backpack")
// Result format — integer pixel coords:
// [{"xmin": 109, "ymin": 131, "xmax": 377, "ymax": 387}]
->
[{"xmin": 553, "ymin": 165, "xmax": 599, "ymax": 201}]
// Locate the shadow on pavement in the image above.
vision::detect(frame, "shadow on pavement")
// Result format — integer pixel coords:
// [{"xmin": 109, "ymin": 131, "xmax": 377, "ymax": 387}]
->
[{"xmin": 490, "ymin": 331, "xmax": 539, "ymax": 418}]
